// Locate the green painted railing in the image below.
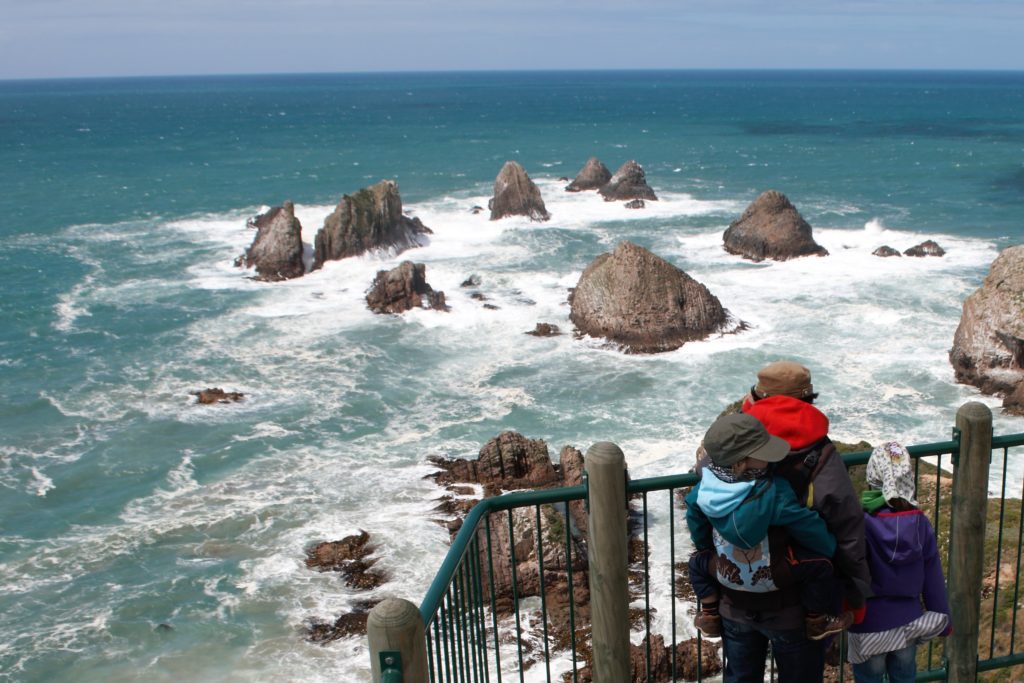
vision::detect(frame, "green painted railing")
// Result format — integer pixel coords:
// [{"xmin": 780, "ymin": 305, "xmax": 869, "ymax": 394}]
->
[{"xmin": 371, "ymin": 404, "xmax": 1024, "ymax": 682}]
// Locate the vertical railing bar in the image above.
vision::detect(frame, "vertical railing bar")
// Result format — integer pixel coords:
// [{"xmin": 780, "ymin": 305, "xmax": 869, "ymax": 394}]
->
[
  {"xmin": 669, "ymin": 488, "xmax": 678, "ymax": 683},
  {"xmin": 427, "ymin": 624, "xmax": 437, "ymax": 683},
  {"xmin": 458, "ymin": 557, "xmax": 476, "ymax": 683},
  {"xmin": 932, "ymin": 451, "xmax": 946, "ymax": 671},
  {"xmin": 940, "ymin": 448, "xmax": 955, "ymax": 675},
  {"xmin": 507, "ymin": 508, "xmax": 526, "ymax": 683},
  {"xmin": 463, "ymin": 539, "xmax": 480, "ymax": 683},
  {"xmin": 469, "ymin": 535, "xmax": 489, "ymax": 683},
  {"xmin": 447, "ymin": 589, "xmax": 465, "ymax": 683},
  {"xmin": 458, "ymin": 573, "xmax": 473, "ymax": 683},
  {"xmin": 433, "ymin": 614, "xmax": 446, "ymax": 683},
  {"xmin": 485, "ymin": 514, "xmax": 503, "ymax": 683},
  {"xmin": 1011, "ymin": 447, "xmax": 1024, "ymax": 655},
  {"xmin": 440, "ymin": 600, "xmax": 454, "ymax": 683},
  {"xmin": 565, "ymin": 502, "xmax": 578, "ymax": 683},
  {"xmin": 452, "ymin": 567, "xmax": 466, "ymax": 683},
  {"xmin": 643, "ymin": 491, "xmax": 652, "ymax": 682},
  {"xmin": 989, "ymin": 444, "xmax": 1011, "ymax": 658},
  {"xmin": 534, "ymin": 504, "xmax": 552, "ymax": 682}
]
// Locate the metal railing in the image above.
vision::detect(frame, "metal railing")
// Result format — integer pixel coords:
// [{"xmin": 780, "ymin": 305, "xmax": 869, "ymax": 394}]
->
[{"xmin": 368, "ymin": 402, "xmax": 1024, "ymax": 682}]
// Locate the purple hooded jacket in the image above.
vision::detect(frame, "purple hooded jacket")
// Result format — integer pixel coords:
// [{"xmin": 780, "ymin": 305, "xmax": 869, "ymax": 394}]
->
[{"xmin": 849, "ymin": 507, "xmax": 950, "ymax": 633}]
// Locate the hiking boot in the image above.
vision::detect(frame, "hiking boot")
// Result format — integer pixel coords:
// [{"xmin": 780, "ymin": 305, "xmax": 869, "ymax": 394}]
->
[
  {"xmin": 694, "ymin": 611, "xmax": 722, "ymax": 638},
  {"xmin": 806, "ymin": 612, "xmax": 854, "ymax": 641}
]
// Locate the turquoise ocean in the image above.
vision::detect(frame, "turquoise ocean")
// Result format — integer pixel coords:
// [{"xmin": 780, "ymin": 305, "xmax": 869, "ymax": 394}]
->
[{"xmin": 1, "ymin": 70, "xmax": 1022, "ymax": 681}]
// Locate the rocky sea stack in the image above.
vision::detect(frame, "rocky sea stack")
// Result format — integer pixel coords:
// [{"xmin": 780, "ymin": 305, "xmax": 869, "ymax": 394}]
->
[
  {"xmin": 598, "ymin": 160, "xmax": 657, "ymax": 202},
  {"xmin": 949, "ymin": 245, "xmax": 1024, "ymax": 415},
  {"xmin": 235, "ymin": 201, "xmax": 305, "ymax": 281},
  {"xmin": 365, "ymin": 261, "xmax": 447, "ymax": 314},
  {"xmin": 565, "ymin": 157, "xmax": 612, "ymax": 192},
  {"xmin": 569, "ymin": 241, "xmax": 740, "ymax": 353},
  {"xmin": 489, "ymin": 161, "xmax": 550, "ymax": 222},
  {"xmin": 312, "ymin": 180, "xmax": 431, "ymax": 270},
  {"xmin": 723, "ymin": 190, "xmax": 828, "ymax": 262}
]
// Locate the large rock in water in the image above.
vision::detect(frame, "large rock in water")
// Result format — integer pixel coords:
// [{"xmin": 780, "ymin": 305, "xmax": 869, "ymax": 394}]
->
[
  {"xmin": 365, "ymin": 261, "xmax": 447, "ymax": 314},
  {"xmin": 235, "ymin": 201, "xmax": 305, "ymax": 281},
  {"xmin": 950, "ymin": 245, "xmax": 1024, "ymax": 415},
  {"xmin": 488, "ymin": 161, "xmax": 550, "ymax": 221},
  {"xmin": 565, "ymin": 157, "xmax": 612, "ymax": 192},
  {"xmin": 723, "ymin": 190, "xmax": 828, "ymax": 262},
  {"xmin": 312, "ymin": 180, "xmax": 431, "ymax": 269},
  {"xmin": 569, "ymin": 241, "xmax": 740, "ymax": 353},
  {"xmin": 598, "ymin": 160, "xmax": 657, "ymax": 202}
]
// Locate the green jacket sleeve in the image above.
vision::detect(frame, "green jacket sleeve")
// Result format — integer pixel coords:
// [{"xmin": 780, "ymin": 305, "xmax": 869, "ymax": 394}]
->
[
  {"xmin": 684, "ymin": 484, "xmax": 713, "ymax": 551},
  {"xmin": 770, "ymin": 477, "xmax": 836, "ymax": 558}
]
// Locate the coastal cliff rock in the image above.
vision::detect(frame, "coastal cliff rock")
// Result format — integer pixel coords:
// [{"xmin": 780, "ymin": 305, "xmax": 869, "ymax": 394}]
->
[
  {"xmin": 904, "ymin": 240, "xmax": 946, "ymax": 257},
  {"xmin": 312, "ymin": 180, "xmax": 431, "ymax": 269},
  {"xmin": 723, "ymin": 190, "xmax": 829, "ymax": 262},
  {"xmin": 235, "ymin": 201, "xmax": 305, "ymax": 281},
  {"xmin": 365, "ymin": 261, "xmax": 447, "ymax": 314},
  {"xmin": 598, "ymin": 160, "xmax": 657, "ymax": 202},
  {"xmin": 430, "ymin": 431, "xmax": 560, "ymax": 495},
  {"xmin": 569, "ymin": 241, "xmax": 740, "ymax": 353},
  {"xmin": 565, "ymin": 157, "xmax": 612, "ymax": 192},
  {"xmin": 950, "ymin": 245, "xmax": 1024, "ymax": 415},
  {"xmin": 489, "ymin": 161, "xmax": 550, "ymax": 222}
]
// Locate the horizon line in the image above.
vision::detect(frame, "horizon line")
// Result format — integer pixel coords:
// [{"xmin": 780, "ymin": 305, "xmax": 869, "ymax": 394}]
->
[{"xmin": 4, "ymin": 66, "xmax": 1024, "ymax": 84}]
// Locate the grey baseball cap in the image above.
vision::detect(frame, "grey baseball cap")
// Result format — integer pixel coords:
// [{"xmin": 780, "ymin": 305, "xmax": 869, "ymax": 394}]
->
[{"xmin": 703, "ymin": 413, "xmax": 790, "ymax": 467}]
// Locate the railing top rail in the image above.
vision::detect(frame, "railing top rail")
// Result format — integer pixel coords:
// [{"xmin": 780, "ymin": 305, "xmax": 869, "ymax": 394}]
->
[
  {"xmin": 993, "ymin": 432, "xmax": 1024, "ymax": 449},
  {"xmin": 841, "ymin": 439, "xmax": 961, "ymax": 466}
]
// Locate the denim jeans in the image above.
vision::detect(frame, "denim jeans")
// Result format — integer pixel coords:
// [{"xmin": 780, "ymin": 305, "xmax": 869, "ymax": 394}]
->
[
  {"xmin": 721, "ymin": 616, "xmax": 825, "ymax": 683},
  {"xmin": 851, "ymin": 643, "xmax": 917, "ymax": 683}
]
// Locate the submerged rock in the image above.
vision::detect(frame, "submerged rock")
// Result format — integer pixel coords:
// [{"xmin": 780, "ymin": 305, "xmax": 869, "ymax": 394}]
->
[
  {"xmin": 526, "ymin": 322, "xmax": 561, "ymax": 337},
  {"xmin": 365, "ymin": 261, "xmax": 447, "ymax": 314},
  {"xmin": 305, "ymin": 599, "xmax": 382, "ymax": 643},
  {"xmin": 904, "ymin": 240, "xmax": 946, "ymax": 257},
  {"xmin": 565, "ymin": 157, "xmax": 612, "ymax": 192},
  {"xmin": 305, "ymin": 531, "xmax": 387, "ymax": 589},
  {"xmin": 598, "ymin": 160, "xmax": 657, "ymax": 202},
  {"xmin": 569, "ymin": 241, "xmax": 741, "ymax": 353},
  {"xmin": 723, "ymin": 190, "xmax": 828, "ymax": 262},
  {"xmin": 489, "ymin": 161, "xmax": 550, "ymax": 222},
  {"xmin": 312, "ymin": 180, "xmax": 431, "ymax": 269},
  {"xmin": 950, "ymin": 245, "xmax": 1024, "ymax": 414},
  {"xmin": 623, "ymin": 199, "xmax": 646, "ymax": 209},
  {"xmin": 235, "ymin": 201, "xmax": 305, "ymax": 281},
  {"xmin": 191, "ymin": 388, "xmax": 244, "ymax": 404}
]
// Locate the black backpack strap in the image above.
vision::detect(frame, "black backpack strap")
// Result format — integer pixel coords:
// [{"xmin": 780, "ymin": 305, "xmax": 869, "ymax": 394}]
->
[{"xmin": 777, "ymin": 437, "xmax": 834, "ymax": 508}]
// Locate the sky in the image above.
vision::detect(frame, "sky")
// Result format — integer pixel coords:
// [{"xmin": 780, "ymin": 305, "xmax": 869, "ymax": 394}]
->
[{"xmin": 1, "ymin": 0, "xmax": 1023, "ymax": 79}]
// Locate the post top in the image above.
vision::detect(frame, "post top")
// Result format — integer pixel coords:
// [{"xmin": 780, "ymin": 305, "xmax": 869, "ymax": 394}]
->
[
  {"xmin": 585, "ymin": 441, "xmax": 625, "ymax": 466},
  {"xmin": 368, "ymin": 597, "xmax": 421, "ymax": 628}
]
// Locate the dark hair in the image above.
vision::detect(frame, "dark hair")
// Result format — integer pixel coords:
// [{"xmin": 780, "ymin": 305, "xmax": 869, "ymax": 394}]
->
[{"xmin": 750, "ymin": 385, "xmax": 819, "ymax": 404}]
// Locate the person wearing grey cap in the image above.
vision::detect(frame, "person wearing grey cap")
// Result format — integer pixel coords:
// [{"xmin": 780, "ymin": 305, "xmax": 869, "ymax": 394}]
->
[{"xmin": 686, "ymin": 414, "xmax": 854, "ymax": 682}]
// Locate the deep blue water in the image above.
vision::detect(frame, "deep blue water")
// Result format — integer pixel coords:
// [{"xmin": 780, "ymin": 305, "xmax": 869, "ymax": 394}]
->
[{"xmin": 0, "ymin": 70, "xmax": 1021, "ymax": 682}]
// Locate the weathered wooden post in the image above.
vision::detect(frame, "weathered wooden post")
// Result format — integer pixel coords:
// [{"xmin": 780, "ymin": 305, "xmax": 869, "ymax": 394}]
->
[
  {"xmin": 367, "ymin": 598, "xmax": 429, "ymax": 683},
  {"xmin": 585, "ymin": 441, "xmax": 631, "ymax": 682},
  {"xmin": 947, "ymin": 401, "xmax": 992, "ymax": 683}
]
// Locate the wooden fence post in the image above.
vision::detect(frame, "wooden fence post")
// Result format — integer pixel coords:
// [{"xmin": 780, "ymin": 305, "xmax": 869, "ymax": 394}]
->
[
  {"xmin": 367, "ymin": 598, "xmax": 429, "ymax": 683},
  {"xmin": 947, "ymin": 401, "xmax": 992, "ymax": 683},
  {"xmin": 585, "ymin": 441, "xmax": 631, "ymax": 682}
]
